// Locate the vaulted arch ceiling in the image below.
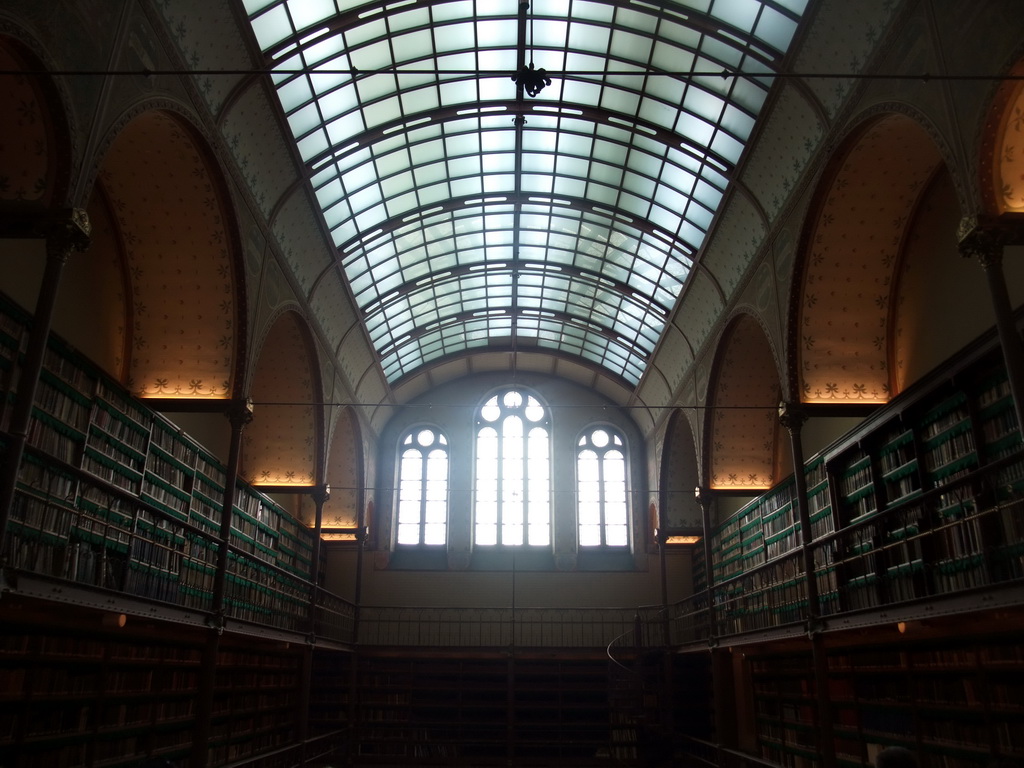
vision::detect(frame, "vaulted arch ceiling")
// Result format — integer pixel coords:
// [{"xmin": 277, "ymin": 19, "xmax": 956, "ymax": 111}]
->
[{"xmin": 241, "ymin": 0, "xmax": 808, "ymax": 387}]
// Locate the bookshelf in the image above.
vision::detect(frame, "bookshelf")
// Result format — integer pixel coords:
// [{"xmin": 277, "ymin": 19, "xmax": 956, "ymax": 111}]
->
[
  {"xmin": 207, "ymin": 640, "xmax": 305, "ymax": 765},
  {"xmin": 745, "ymin": 623, "xmax": 1024, "ymax": 768},
  {"xmin": 700, "ymin": 331, "xmax": 1024, "ymax": 633},
  {"xmin": 514, "ymin": 659, "xmax": 611, "ymax": 762},
  {"xmin": 310, "ymin": 649, "xmax": 352, "ymax": 737},
  {"xmin": 749, "ymin": 652, "xmax": 820, "ymax": 768},
  {"xmin": 0, "ymin": 608, "xmax": 204, "ymax": 768},
  {"xmin": 0, "ymin": 298, "xmax": 320, "ymax": 622},
  {"xmin": 0, "ymin": 599, "xmax": 321, "ymax": 768},
  {"xmin": 346, "ymin": 654, "xmax": 694, "ymax": 763},
  {"xmin": 353, "ymin": 656, "xmax": 507, "ymax": 761},
  {"xmin": 0, "ymin": 300, "xmax": 27, "ymax": 432}
]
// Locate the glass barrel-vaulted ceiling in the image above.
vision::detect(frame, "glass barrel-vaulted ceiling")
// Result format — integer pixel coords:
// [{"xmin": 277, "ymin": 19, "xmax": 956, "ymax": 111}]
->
[{"xmin": 241, "ymin": 0, "xmax": 807, "ymax": 386}]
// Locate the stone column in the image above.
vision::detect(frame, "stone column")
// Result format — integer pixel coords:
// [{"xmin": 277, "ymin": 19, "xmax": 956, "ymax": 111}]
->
[
  {"xmin": 210, "ymin": 397, "xmax": 255, "ymax": 619},
  {"xmin": 308, "ymin": 483, "xmax": 330, "ymax": 629},
  {"xmin": 193, "ymin": 397, "xmax": 253, "ymax": 768},
  {"xmin": 778, "ymin": 401, "xmax": 835, "ymax": 768},
  {"xmin": 0, "ymin": 208, "xmax": 90, "ymax": 551},
  {"xmin": 694, "ymin": 486, "xmax": 716, "ymax": 641},
  {"xmin": 777, "ymin": 401, "xmax": 821, "ymax": 624}
]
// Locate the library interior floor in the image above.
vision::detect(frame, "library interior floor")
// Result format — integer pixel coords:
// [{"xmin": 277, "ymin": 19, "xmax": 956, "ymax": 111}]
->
[{"xmin": 2, "ymin": 1, "xmax": 1024, "ymax": 767}]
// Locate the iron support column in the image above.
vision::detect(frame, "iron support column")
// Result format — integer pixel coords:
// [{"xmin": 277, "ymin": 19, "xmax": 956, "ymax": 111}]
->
[{"xmin": 0, "ymin": 208, "xmax": 90, "ymax": 553}]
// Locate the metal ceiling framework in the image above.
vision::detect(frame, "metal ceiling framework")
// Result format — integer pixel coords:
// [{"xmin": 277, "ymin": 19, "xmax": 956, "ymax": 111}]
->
[{"xmin": 241, "ymin": 0, "xmax": 808, "ymax": 387}]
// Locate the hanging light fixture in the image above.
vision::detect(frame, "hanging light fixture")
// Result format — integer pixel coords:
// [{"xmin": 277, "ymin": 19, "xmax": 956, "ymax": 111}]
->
[
  {"xmin": 513, "ymin": 62, "xmax": 552, "ymax": 97},
  {"xmin": 511, "ymin": 1, "xmax": 551, "ymax": 97}
]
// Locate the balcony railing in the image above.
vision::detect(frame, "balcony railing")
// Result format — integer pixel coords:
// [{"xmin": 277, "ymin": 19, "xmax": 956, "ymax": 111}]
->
[
  {"xmin": 672, "ymin": 454, "xmax": 1024, "ymax": 645},
  {"xmin": 356, "ymin": 605, "xmax": 644, "ymax": 648},
  {"xmin": 3, "ymin": 466, "xmax": 358, "ymax": 645}
]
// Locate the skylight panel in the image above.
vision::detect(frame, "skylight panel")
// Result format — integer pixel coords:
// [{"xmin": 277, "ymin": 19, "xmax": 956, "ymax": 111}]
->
[
  {"xmin": 390, "ymin": 6, "xmax": 431, "ymax": 33},
  {"xmin": 243, "ymin": 0, "xmax": 276, "ymax": 14},
  {"xmin": 709, "ymin": 0, "xmax": 761, "ymax": 34},
  {"xmin": 287, "ymin": 0, "xmax": 335, "ymax": 34},
  {"xmin": 277, "ymin": 76, "xmax": 313, "ymax": 113},
  {"xmin": 245, "ymin": 0, "xmax": 806, "ymax": 386},
  {"xmin": 251, "ymin": 5, "xmax": 293, "ymax": 50},
  {"xmin": 287, "ymin": 104, "xmax": 321, "ymax": 138}
]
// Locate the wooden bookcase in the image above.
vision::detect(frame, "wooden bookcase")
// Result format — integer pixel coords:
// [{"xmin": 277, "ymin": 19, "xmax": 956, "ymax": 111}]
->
[
  {"xmin": 345, "ymin": 654, "xmax": 699, "ymax": 764},
  {"xmin": 744, "ymin": 623, "xmax": 1024, "ymax": 768},
  {"xmin": 749, "ymin": 652, "xmax": 819, "ymax": 768},
  {"xmin": 0, "ymin": 293, "xmax": 319, "ymax": 625},
  {"xmin": 701, "ymin": 330, "xmax": 1024, "ymax": 635},
  {"xmin": 310, "ymin": 649, "xmax": 353, "ymax": 737},
  {"xmin": 0, "ymin": 600, "xmax": 313, "ymax": 768},
  {"xmin": 208, "ymin": 639, "xmax": 305, "ymax": 765},
  {"xmin": 0, "ymin": 608, "xmax": 204, "ymax": 768},
  {"xmin": 354, "ymin": 656, "xmax": 509, "ymax": 762},
  {"xmin": 0, "ymin": 291, "xmax": 327, "ymax": 766}
]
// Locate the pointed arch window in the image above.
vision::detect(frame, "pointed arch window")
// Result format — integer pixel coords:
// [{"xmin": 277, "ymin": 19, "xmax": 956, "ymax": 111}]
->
[
  {"xmin": 474, "ymin": 390, "xmax": 550, "ymax": 547},
  {"xmin": 396, "ymin": 427, "xmax": 449, "ymax": 546},
  {"xmin": 577, "ymin": 427, "xmax": 629, "ymax": 547}
]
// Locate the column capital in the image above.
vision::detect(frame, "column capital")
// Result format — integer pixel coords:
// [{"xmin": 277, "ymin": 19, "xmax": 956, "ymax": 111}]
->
[
  {"xmin": 693, "ymin": 485, "xmax": 714, "ymax": 509},
  {"xmin": 48, "ymin": 208, "xmax": 92, "ymax": 253},
  {"xmin": 310, "ymin": 484, "xmax": 331, "ymax": 506},
  {"xmin": 0, "ymin": 206, "xmax": 91, "ymax": 260},
  {"xmin": 957, "ymin": 212, "xmax": 1024, "ymax": 267},
  {"xmin": 777, "ymin": 400, "xmax": 807, "ymax": 432},
  {"xmin": 225, "ymin": 397, "xmax": 254, "ymax": 429}
]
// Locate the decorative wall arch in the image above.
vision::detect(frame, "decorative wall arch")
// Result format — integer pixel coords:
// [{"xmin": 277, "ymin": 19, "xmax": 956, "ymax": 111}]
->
[
  {"xmin": 242, "ymin": 308, "xmax": 322, "ymax": 487},
  {"xmin": 982, "ymin": 58, "xmax": 1024, "ymax": 214},
  {"xmin": 705, "ymin": 313, "xmax": 786, "ymax": 491},
  {"xmin": 660, "ymin": 409, "xmax": 702, "ymax": 531},
  {"xmin": 0, "ymin": 35, "xmax": 71, "ymax": 205},
  {"xmin": 322, "ymin": 406, "xmax": 364, "ymax": 532},
  {"xmin": 89, "ymin": 107, "xmax": 245, "ymax": 398},
  {"xmin": 58, "ymin": 184, "xmax": 131, "ymax": 378},
  {"xmin": 793, "ymin": 111, "xmax": 948, "ymax": 404}
]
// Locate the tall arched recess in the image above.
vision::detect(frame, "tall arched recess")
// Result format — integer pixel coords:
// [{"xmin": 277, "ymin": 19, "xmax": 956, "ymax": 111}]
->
[
  {"xmin": 792, "ymin": 113, "xmax": 973, "ymax": 404},
  {"xmin": 660, "ymin": 410, "xmax": 702, "ymax": 532},
  {"xmin": 985, "ymin": 59, "xmax": 1024, "ymax": 215},
  {"xmin": 706, "ymin": 314, "xmax": 788, "ymax": 491},
  {"xmin": 242, "ymin": 310, "xmax": 322, "ymax": 488},
  {"xmin": 0, "ymin": 37, "xmax": 69, "ymax": 205},
  {"xmin": 976, "ymin": 56, "xmax": 1024, "ymax": 316},
  {"xmin": 319, "ymin": 407, "xmax": 364, "ymax": 537},
  {"xmin": 86, "ymin": 110, "xmax": 242, "ymax": 399}
]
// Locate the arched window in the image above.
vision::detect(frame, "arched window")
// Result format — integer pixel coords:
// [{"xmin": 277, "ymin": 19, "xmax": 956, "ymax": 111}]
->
[
  {"xmin": 396, "ymin": 427, "xmax": 449, "ymax": 546},
  {"xmin": 577, "ymin": 427, "xmax": 628, "ymax": 547},
  {"xmin": 474, "ymin": 390, "xmax": 550, "ymax": 547}
]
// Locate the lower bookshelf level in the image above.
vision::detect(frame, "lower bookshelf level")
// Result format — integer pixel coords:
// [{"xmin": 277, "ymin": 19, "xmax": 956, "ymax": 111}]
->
[
  {"xmin": 310, "ymin": 651, "xmax": 713, "ymax": 766},
  {"xmin": 0, "ymin": 595, "xmax": 313, "ymax": 768},
  {"xmin": 743, "ymin": 611, "xmax": 1024, "ymax": 768}
]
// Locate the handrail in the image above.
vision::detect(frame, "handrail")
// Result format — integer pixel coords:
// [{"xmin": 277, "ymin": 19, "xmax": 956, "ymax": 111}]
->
[
  {"xmin": 679, "ymin": 452, "xmax": 1024, "ymax": 644},
  {"xmin": 219, "ymin": 728, "xmax": 348, "ymax": 768},
  {"xmin": 677, "ymin": 734, "xmax": 785, "ymax": 768},
  {"xmin": 356, "ymin": 604, "xmax": 643, "ymax": 648}
]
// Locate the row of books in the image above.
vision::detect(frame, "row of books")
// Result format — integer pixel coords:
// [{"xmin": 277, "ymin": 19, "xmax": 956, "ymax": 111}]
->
[
  {"xmin": 7, "ymin": 478, "xmax": 317, "ymax": 636},
  {"xmin": 753, "ymin": 631, "xmax": 1024, "ymax": 768},
  {"xmin": 704, "ymin": 351, "xmax": 1023, "ymax": 633},
  {"xmin": 2, "ymin": 307, "xmax": 319, "ymax": 580}
]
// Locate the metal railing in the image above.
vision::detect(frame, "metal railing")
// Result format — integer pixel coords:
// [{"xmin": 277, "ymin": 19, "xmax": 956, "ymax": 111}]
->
[
  {"xmin": 3, "ymin": 461, "xmax": 358, "ymax": 645},
  {"xmin": 220, "ymin": 729, "xmax": 347, "ymax": 768},
  {"xmin": 672, "ymin": 452, "xmax": 1024, "ymax": 644},
  {"xmin": 356, "ymin": 604, "xmax": 644, "ymax": 648}
]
